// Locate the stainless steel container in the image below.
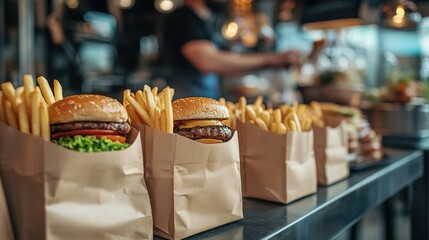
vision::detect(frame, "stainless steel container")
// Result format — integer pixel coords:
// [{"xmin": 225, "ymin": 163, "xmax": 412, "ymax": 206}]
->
[{"xmin": 363, "ymin": 103, "xmax": 429, "ymax": 138}]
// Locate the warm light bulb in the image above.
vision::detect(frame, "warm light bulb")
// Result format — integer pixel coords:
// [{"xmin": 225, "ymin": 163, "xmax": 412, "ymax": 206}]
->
[
  {"xmin": 396, "ymin": 6, "xmax": 405, "ymax": 16},
  {"xmin": 119, "ymin": 0, "xmax": 135, "ymax": 9},
  {"xmin": 222, "ymin": 21, "xmax": 239, "ymax": 40},
  {"xmin": 154, "ymin": 0, "xmax": 176, "ymax": 13},
  {"xmin": 65, "ymin": 0, "xmax": 79, "ymax": 9},
  {"xmin": 159, "ymin": 0, "xmax": 174, "ymax": 12}
]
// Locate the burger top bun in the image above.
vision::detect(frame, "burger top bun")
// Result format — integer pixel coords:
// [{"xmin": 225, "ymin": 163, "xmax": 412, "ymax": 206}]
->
[
  {"xmin": 49, "ymin": 94, "xmax": 128, "ymax": 124},
  {"xmin": 172, "ymin": 97, "xmax": 229, "ymax": 121}
]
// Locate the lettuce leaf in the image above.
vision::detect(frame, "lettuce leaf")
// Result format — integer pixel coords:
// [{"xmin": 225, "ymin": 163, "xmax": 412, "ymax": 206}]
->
[{"xmin": 52, "ymin": 135, "xmax": 129, "ymax": 152}]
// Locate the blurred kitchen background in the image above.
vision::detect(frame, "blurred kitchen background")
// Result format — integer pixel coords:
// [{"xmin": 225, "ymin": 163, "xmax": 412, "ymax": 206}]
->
[
  {"xmin": 1, "ymin": 1, "xmax": 429, "ymax": 239},
  {"xmin": 1, "ymin": 0, "xmax": 429, "ymax": 104}
]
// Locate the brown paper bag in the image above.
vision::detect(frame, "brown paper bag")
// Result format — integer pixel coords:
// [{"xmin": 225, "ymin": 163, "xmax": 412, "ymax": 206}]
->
[
  {"xmin": 141, "ymin": 126, "xmax": 243, "ymax": 239},
  {"xmin": 313, "ymin": 120, "xmax": 349, "ymax": 186},
  {"xmin": 0, "ymin": 174, "xmax": 14, "ymax": 240},
  {"xmin": 237, "ymin": 122, "xmax": 317, "ymax": 204},
  {"xmin": 0, "ymin": 123, "xmax": 153, "ymax": 240}
]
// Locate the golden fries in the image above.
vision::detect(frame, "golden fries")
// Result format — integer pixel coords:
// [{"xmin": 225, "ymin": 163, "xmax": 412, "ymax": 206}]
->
[
  {"xmin": 255, "ymin": 118, "xmax": 268, "ymax": 131},
  {"xmin": 151, "ymin": 87, "xmax": 158, "ymax": 97},
  {"xmin": 246, "ymin": 105, "xmax": 257, "ymax": 121},
  {"xmin": 5, "ymin": 100, "xmax": 18, "ymax": 129},
  {"xmin": 53, "ymin": 80, "xmax": 63, "ymax": 101},
  {"xmin": 37, "ymin": 76, "xmax": 55, "ymax": 105},
  {"xmin": 144, "ymin": 88, "xmax": 156, "ymax": 120},
  {"xmin": 18, "ymin": 103, "xmax": 30, "ymax": 133},
  {"xmin": 227, "ymin": 95, "xmax": 327, "ymax": 134},
  {"xmin": 160, "ymin": 109, "xmax": 167, "ymax": 132},
  {"xmin": 254, "ymin": 96, "xmax": 263, "ymax": 109},
  {"xmin": 1, "ymin": 75, "xmax": 63, "ymax": 140},
  {"xmin": 219, "ymin": 97, "xmax": 226, "ymax": 105},
  {"xmin": 126, "ymin": 104, "xmax": 143, "ymax": 127},
  {"xmin": 123, "ymin": 85, "xmax": 175, "ymax": 134},
  {"xmin": 126, "ymin": 95, "xmax": 153, "ymax": 127},
  {"xmin": 1, "ymin": 82, "xmax": 18, "ymax": 111},
  {"xmin": 164, "ymin": 88, "xmax": 174, "ymax": 133},
  {"xmin": 30, "ymin": 91, "xmax": 41, "ymax": 136},
  {"xmin": 40, "ymin": 104, "xmax": 50, "ymax": 141},
  {"xmin": 239, "ymin": 97, "xmax": 246, "ymax": 123},
  {"xmin": 35, "ymin": 86, "xmax": 47, "ymax": 107},
  {"xmin": 123, "ymin": 89, "xmax": 131, "ymax": 107}
]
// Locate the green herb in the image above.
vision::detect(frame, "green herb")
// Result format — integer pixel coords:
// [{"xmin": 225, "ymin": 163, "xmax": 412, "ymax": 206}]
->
[{"xmin": 52, "ymin": 135, "xmax": 129, "ymax": 152}]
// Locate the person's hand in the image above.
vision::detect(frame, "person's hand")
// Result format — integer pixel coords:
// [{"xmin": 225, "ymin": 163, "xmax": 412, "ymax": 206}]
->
[
  {"xmin": 269, "ymin": 50, "xmax": 304, "ymax": 68},
  {"xmin": 47, "ymin": 16, "xmax": 65, "ymax": 45}
]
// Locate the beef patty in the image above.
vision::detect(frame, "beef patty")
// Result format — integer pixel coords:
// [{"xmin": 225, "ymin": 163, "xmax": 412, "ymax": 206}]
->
[
  {"xmin": 51, "ymin": 121, "xmax": 131, "ymax": 135},
  {"xmin": 174, "ymin": 125, "xmax": 233, "ymax": 142}
]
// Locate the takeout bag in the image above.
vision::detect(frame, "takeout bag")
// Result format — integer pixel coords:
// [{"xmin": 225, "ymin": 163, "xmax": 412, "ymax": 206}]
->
[
  {"xmin": 0, "ymin": 123, "xmax": 153, "ymax": 240},
  {"xmin": 0, "ymin": 172, "xmax": 14, "ymax": 240},
  {"xmin": 237, "ymin": 122, "xmax": 317, "ymax": 204},
  {"xmin": 313, "ymin": 119, "xmax": 349, "ymax": 186},
  {"xmin": 141, "ymin": 125, "xmax": 243, "ymax": 240}
]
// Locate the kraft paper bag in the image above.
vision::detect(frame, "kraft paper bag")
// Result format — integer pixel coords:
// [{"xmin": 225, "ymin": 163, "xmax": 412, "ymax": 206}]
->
[
  {"xmin": 237, "ymin": 122, "xmax": 317, "ymax": 204},
  {"xmin": 141, "ymin": 126, "xmax": 243, "ymax": 240},
  {"xmin": 0, "ymin": 122, "xmax": 153, "ymax": 240},
  {"xmin": 313, "ymin": 120, "xmax": 349, "ymax": 186},
  {"xmin": 0, "ymin": 174, "xmax": 14, "ymax": 240}
]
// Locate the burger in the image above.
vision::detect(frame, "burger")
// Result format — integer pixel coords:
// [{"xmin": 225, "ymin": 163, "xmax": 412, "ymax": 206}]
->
[
  {"xmin": 48, "ymin": 94, "xmax": 131, "ymax": 152},
  {"xmin": 172, "ymin": 97, "xmax": 233, "ymax": 144}
]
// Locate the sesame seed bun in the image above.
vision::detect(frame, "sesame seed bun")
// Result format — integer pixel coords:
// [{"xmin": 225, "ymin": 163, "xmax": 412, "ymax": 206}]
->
[
  {"xmin": 172, "ymin": 97, "xmax": 229, "ymax": 121},
  {"xmin": 48, "ymin": 94, "xmax": 128, "ymax": 124}
]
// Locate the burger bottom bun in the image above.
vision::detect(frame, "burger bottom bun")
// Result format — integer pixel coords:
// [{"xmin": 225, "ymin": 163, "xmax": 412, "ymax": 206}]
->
[{"xmin": 196, "ymin": 138, "xmax": 223, "ymax": 144}]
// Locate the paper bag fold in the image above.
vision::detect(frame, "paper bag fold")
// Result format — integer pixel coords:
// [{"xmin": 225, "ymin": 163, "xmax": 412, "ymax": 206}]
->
[
  {"xmin": 237, "ymin": 122, "xmax": 317, "ymax": 204},
  {"xmin": 0, "ymin": 123, "xmax": 45, "ymax": 240},
  {"xmin": 314, "ymin": 120, "xmax": 349, "ymax": 186},
  {"xmin": 0, "ymin": 123, "xmax": 153, "ymax": 240},
  {"xmin": 141, "ymin": 126, "xmax": 243, "ymax": 239},
  {"xmin": 0, "ymin": 173, "xmax": 14, "ymax": 240}
]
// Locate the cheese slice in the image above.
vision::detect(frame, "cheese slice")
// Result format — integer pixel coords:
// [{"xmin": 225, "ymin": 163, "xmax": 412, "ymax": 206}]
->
[
  {"xmin": 196, "ymin": 139, "xmax": 223, "ymax": 144},
  {"xmin": 178, "ymin": 120, "xmax": 223, "ymax": 129}
]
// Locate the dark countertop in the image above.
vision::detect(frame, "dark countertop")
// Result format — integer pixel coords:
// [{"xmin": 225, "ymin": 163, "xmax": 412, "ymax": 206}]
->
[
  {"xmin": 175, "ymin": 148, "xmax": 423, "ymax": 240},
  {"xmin": 383, "ymin": 135, "xmax": 429, "ymax": 150}
]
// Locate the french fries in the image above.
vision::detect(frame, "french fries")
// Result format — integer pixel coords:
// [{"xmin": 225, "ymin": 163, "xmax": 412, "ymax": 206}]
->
[
  {"xmin": 126, "ymin": 104, "xmax": 143, "ymax": 127},
  {"xmin": 230, "ymin": 96, "xmax": 326, "ymax": 134},
  {"xmin": 124, "ymin": 85, "xmax": 175, "ymax": 133},
  {"xmin": 218, "ymin": 99, "xmax": 235, "ymax": 129},
  {"xmin": 126, "ymin": 95, "xmax": 153, "ymax": 127},
  {"xmin": 5, "ymin": 101, "xmax": 18, "ymax": 129},
  {"xmin": 1, "ymin": 82, "xmax": 18, "ymax": 111},
  {"xmin": 53, "ymin": 79, "xmax": 63, "ymax": 101},
  {"xmin": 40, "ymin": 104, "xmax": 50, "ymax": 141},
  {"xmin": 1, "ymin": 75, "xmax": 63, "ymax": 141},
  {"xmin": 18, "ymin": 103, "xmax": 30, "ymax": 133},
  {"xmin": 37, "ymin": 76, "xmax": 56, "ymax": 105},
  {"xmin": 123, "ymin": 89, "xmax": 131, "ymax": 107},
  {"xmin": 163, "ymin": 88, "xmax": 174, "ymax": 133},
  {"xmin": 30, "ymin": 91, "xmax": 41, "ymax": 136}
]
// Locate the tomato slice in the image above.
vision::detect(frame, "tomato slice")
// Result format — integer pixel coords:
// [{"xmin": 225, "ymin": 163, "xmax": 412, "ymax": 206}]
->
[
  {"xmin": 52, "ymin": 129, "xmax": 118, "ymax": 139},
  {"xmin": 94, "ymin": 135, "xmax": 126, "ymax": 143}
]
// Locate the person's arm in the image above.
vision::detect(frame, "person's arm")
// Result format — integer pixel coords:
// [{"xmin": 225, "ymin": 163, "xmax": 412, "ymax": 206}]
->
[
  {"xmin": 47, "ymin": 0, "xmax": 65, "ymax": 45},
  {"xmin": 182, "ymin": 40, "xmax": 303, "ymax": 75}
]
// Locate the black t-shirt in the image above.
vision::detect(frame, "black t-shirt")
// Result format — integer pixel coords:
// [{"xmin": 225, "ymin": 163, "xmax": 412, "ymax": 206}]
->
[{"xmin": 164, "ymin": 6, "xmax": 220, "ymax": 99}]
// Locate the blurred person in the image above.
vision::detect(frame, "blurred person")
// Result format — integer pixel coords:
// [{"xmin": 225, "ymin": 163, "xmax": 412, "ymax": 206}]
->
[
  {"xmin": 47, "ymin": 0, "xmax": 123, "ymax": 90},
  {"xmin": 164, "ymin": 0, "xmax": 304, "ymax": 99},
  {"xmin": 48, "ymin": 0, "xmax": 123, "ymax": 45}
]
